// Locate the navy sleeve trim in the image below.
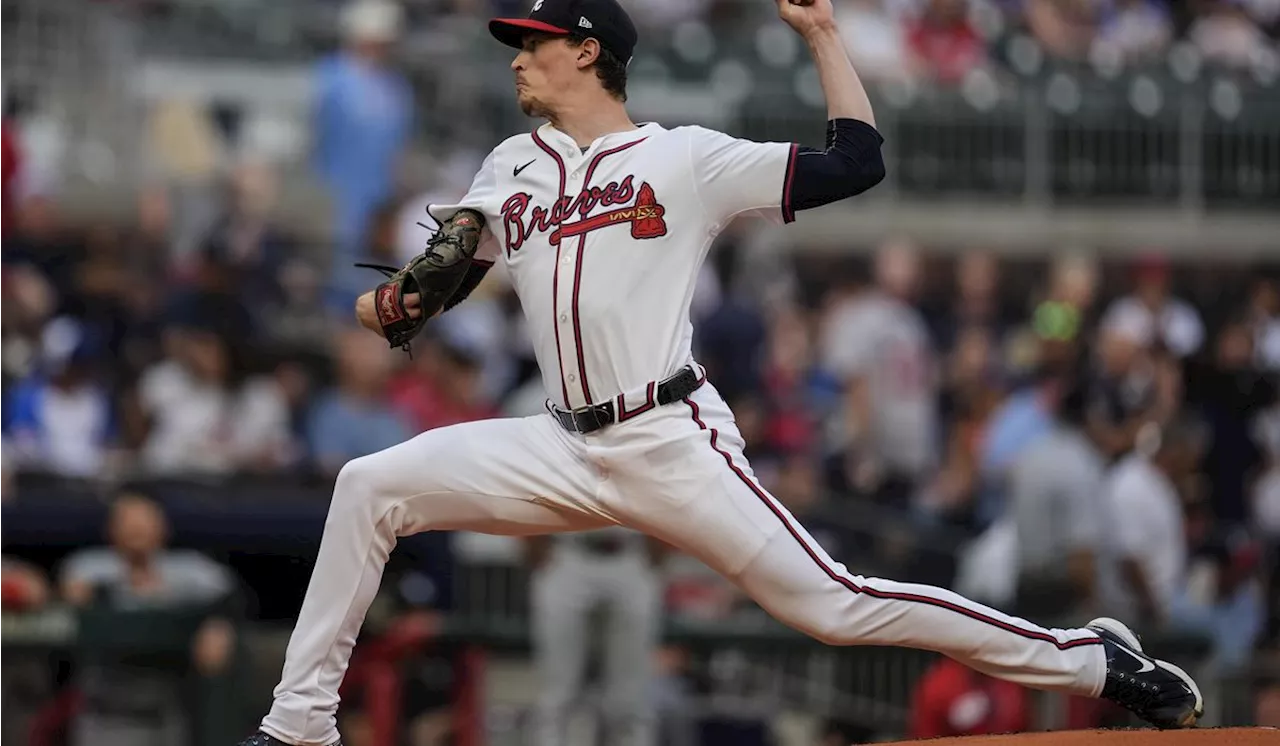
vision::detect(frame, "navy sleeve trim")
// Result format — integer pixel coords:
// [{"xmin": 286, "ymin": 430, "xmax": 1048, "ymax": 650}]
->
[
  {"xmin": 781, "ymin": 143, "xmax": 799, "ymax": 224},
  {"xmin": 788, "ymin": 119, "xmax": 886, "ymax": 215}
]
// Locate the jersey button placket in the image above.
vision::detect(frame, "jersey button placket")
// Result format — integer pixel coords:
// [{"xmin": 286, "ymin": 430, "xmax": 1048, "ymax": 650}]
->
[{"xmin": 555, "ymin": 233, "xmax": 580, "ymax": 407}]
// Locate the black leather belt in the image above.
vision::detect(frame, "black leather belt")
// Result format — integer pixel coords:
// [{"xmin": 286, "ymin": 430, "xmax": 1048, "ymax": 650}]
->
[{"xmin": 550, "ymin": 365, "xmax": 704, "ymax": 434}]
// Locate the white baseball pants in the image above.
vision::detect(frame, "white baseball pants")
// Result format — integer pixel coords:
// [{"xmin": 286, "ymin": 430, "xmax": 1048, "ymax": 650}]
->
[{"xmin": 260, "ymin": 382, "xmax": 1106, "ymax": 746}]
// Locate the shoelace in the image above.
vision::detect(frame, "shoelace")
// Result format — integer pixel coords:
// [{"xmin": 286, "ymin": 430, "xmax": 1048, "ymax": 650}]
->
[{"xmin": 1107, "ymin": 670, "xmax": 1164, "ymax": 714}]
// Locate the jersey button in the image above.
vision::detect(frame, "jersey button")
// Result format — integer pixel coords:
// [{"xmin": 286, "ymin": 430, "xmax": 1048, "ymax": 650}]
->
[
  {"xmin": 559, "ymin": 313, "xmax": 568, "ymax": 323},
  {"xmin": 562, "ymin": 254, "xmax": 573, "ymax": 264},
  {"xmin": 568, "ymin": 374, "xmax": 577, "ymax": 383}
]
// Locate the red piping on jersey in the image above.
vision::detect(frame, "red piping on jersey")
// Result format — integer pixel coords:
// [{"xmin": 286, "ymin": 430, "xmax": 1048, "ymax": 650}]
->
[
  {"xmin": 681, "ymin": 394, "xmax": 1104, "ymax": 652},
  {"xmin": 570, "ymin": 234, "xmax": 593, "ymax": 403},
  {"xmin": 781, "ymin": 143, "xmax": 799, "ymax": 224},
  {"xmin": 567, "ymin": 137, "xmax": 648, "ymax": 406},
  {"xmin": 532, "ymin": 129, "xmax": 572, "ymax": 408}
]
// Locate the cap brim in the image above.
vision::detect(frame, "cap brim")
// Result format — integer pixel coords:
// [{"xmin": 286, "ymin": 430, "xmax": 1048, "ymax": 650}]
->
[{"xmin": 488, "ymin": 18, "xmax": 572, "ymax": 49}]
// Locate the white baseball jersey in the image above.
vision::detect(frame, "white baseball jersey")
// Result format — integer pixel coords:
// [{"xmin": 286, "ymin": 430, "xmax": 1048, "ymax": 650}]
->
[{"xmin": 428, "ymin": 122, "xmax": 797, "ymax": 409}]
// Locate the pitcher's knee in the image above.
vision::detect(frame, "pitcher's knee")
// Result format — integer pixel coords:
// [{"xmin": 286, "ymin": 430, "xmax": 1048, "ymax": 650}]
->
[
  {"xmin": 331, "ymin": 455, "xmax": 394, "ymax": 518},
  {"xmin": 775, "ymin": 606, "xmax": 850, "ymax": 646}
]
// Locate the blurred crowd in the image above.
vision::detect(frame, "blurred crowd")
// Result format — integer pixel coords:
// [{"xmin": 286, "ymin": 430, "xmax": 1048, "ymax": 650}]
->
[{"xmin": 386, "ymin": 0, "xmax": 1280, "ymax": 75}]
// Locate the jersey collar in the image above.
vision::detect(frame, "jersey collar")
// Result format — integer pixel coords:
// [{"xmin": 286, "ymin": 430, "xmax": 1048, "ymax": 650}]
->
[{"xmin": 536, "ymin": 122, "xmax": 658, "ymax": 162}]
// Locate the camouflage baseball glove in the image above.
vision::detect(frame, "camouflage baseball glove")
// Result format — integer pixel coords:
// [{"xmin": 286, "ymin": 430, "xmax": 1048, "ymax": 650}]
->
[{"xmin": 358, "ymin": 209, "xmax": 486, "ymax": 350}]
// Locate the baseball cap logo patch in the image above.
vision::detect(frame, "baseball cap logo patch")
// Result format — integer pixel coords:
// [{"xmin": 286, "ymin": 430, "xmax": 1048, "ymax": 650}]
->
[{"xmin": 579, "ymin": 17, "xmax": 592, "ymax": 28}]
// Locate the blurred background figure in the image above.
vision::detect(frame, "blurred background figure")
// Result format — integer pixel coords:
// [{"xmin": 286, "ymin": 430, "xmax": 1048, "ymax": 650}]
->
[
  {"xmin": 59, "ymin": 491, "xmax": 239, "ymax": 746},
  {"xmin": 127, "ymin": 321, "xmax": 292, "ymax": 476},
  {"xmin": 820, "ymin": 240, "xmax": 938, "ymax": 506},
  {"xmin": 307, "ymin": 328, "xmax": 411, "ymax": 477},
  {"xmin": 314, "ymin": 0, "xmax": 413, "ymax": 311},
  {"xmin": 0, "ymin": 556, "xmax": 53, "ymax": 745},
  {"xmin": 2, "ymin": 107, "xmax": 23, "ymax": 234},
  {"xmin": 525, "ymin": 530, "xmax": 665, "ymax": 746},
  {"xmin": 1102, "ymin": 255, "xmax": 1204, "ymax": 360},
  {"xmin": 906, "ymin": 0, "xmax": 987, "ymax": 84},
  {"xmin": 5, "ymin": 318, "xmax": 114, "ymax": 479},
  {"xmin": 1188, "ymin": 0, "xmax": 1277, "ymax": 69},
  {"xmin": 908, "ymin": 657, "xmax": 1030, "ymax": 739},
  {"xmin": 1093, "ymin": 0, "xmax": 1174, "ymax": 64},
  {"xmin": 1008, "ymin": 375, "xmax": 1111, "ymax": 623},
  {"xmin": 1103, "ymin": 418, "xmax": 1205, "ymax": 628}
]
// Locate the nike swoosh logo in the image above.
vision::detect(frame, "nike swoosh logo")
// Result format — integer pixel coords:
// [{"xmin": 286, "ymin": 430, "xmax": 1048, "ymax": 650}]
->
[
  {"xmin": 1115, "ymin": 643, "xmax": 1156, "ymax": 673},
  {"xmin": 513, "ymin": 159, "xmax": 536, "ymax": 177}
]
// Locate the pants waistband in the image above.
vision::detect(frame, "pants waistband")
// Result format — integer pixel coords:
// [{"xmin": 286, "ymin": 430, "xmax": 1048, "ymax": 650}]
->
[{"xmin": 548, "ymin": 365, "xmax": 705, "ymax": 434}]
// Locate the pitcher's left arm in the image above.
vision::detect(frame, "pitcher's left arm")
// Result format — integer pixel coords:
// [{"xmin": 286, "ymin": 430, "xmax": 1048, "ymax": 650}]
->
[{"xmin": 780, "ymin": 0, "xmax": 886, "ymax": 213}]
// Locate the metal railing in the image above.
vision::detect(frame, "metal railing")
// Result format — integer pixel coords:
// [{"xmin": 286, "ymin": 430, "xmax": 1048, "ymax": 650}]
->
[{"xmin": 7, "ymin": 0, "xmax": 1279, "ymax": 253}]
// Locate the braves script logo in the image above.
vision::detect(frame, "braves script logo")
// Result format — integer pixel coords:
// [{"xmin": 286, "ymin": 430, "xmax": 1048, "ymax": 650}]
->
[{"xmin": 500, "ymin": 176, "xmax": 668, "ymax": 254}]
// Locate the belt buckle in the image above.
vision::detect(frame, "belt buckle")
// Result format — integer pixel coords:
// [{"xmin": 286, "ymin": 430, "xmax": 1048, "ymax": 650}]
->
[
  {"xmin": 581, "ymin": 403, "xmax": 612, "ymax": 432},
  {"xmin": 554, "ymin": 406, "xmax": 579, "ymax": 433}
]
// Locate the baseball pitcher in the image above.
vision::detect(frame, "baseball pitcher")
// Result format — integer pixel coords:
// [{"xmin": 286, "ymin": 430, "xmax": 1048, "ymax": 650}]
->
[{"xmin": 240, "ymin": 2, "xmax": 1202, "ymax": 744}]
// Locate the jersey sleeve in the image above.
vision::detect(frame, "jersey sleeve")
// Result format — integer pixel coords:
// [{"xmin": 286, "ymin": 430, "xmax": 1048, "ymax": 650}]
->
[
  {"xmin": 685, "ymin": 126, "xmax": 798, "ymax": 227},
  {"xmin": 426, "ymin": 150, "xmax": 501, "ymax": 265}
]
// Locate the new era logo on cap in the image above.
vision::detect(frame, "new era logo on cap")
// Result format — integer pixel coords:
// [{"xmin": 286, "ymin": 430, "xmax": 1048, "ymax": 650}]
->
[{"xmin": 489, "ymin": 0, "xmax": 637, "ymax": 63}]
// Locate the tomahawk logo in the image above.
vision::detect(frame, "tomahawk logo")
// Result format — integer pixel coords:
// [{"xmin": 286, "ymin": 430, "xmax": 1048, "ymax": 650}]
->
[{"xmin": 550, "ymin": 182, "xmax": 667, "ymax": 245}]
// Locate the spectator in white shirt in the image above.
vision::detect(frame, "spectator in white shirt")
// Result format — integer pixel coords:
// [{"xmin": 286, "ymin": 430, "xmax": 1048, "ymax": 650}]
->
[
  {"xmin": 821, "ymin": 242, "xmax": 939, "ymax": 499},
  {"xmin": 838, "ymin": 0, "xmax": 912, "ymax": 82},
  {"xmin": 1009, "ymin": 381, "xmax": 1113, "ymax": 621},
  {"xmin": 1094, "ymin": 0, "xmax": 1174, "ymax": 64},
  {"xmin": 1189, "ymin": 0, "xmax": 1277, "ymax": 70},
  {"xmin": 1101, "ymin": 255, "xmax": 1204, "ymax": 359},
  {"xmin": 127, "ymin": 326, "xmax": 292, "ymax": 476},
  {"xmin": 1104, "ymin": 417, "xmax": 1206, "ymax": 625}
]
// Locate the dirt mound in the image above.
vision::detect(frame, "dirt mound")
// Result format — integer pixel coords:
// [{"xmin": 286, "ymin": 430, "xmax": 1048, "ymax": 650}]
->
[{"xmin": 881, "ymin": 728, "xmax": 1275, "ymax": 746}]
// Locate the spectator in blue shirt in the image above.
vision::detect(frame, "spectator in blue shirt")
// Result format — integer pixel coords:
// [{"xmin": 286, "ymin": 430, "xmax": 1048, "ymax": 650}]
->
[
  {"xmin": 314, "ymin": 0, "xmax": 413, "ymax": 311},
  {"xmin": 308, "ymin": 329, "xmax": 411, "ymax": 476}
]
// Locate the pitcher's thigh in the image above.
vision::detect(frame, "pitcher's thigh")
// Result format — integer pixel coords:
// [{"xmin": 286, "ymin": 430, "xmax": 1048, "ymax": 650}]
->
[{"xmin": 332, "ymin": 415, "xmax": 612, "ymax": 536}]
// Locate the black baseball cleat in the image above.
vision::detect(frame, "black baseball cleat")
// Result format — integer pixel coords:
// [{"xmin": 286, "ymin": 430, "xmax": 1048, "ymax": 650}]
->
[
  {"xmin": 1088, "ymin": 617, "xmax": 1203, "ymax": 729},
  {"xmin": 236, "ymin": 731, "xmax": 342, "ymax": 746}
]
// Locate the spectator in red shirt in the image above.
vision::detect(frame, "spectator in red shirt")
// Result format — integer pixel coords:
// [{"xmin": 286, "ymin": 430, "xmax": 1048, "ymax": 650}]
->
[
  {"xmin": 2, "ymin": 121, "xmax": 20, "ymax": 237},
  {"xmin": 907, "ymin": 0, "xmax": 986, "ymax": 84},
  {"xmin": 909, "ymin": 657, "xmax": 1031, "ymax": 738},
  {"xmin": 388, "ymin": 332, "xmax": 496, "ymax": 434}
]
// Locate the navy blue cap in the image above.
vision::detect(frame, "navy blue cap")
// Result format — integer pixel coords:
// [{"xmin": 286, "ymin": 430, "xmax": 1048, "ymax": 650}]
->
[{"xmin": 490, "ymin": 0, "xmax": 637, "ymax": 63}]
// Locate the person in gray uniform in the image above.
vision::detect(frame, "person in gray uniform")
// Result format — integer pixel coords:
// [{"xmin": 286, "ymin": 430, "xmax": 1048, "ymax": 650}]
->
[{"xmin": 525, "ymin": 528, "xmax": 665, "ymax": 746}]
